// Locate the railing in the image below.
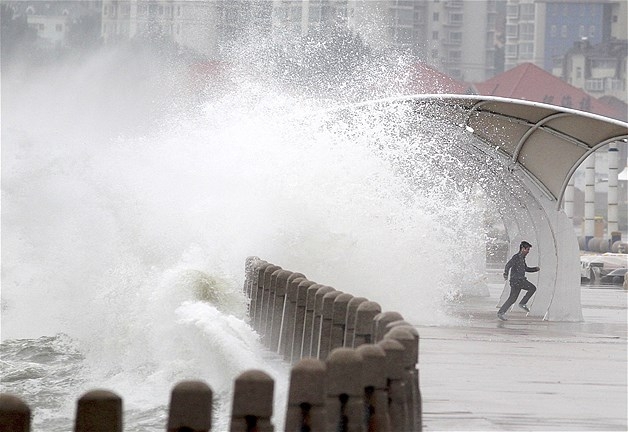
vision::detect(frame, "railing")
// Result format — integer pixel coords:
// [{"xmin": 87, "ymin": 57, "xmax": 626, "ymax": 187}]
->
[{"xmin": 0, "ymin": 257, "xmax": 421, "ymax": 432}]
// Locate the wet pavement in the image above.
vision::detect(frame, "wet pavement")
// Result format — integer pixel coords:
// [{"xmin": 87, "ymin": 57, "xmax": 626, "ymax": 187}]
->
[{"xmin": 418, "ymin": 279, "xmax": 627, "ymax": 431}]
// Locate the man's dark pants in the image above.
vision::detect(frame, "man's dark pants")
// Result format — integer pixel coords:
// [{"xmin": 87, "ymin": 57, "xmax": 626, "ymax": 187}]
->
[{"xmin": 498, "ymin": 278, "xmax": 537, "ymax": 314}]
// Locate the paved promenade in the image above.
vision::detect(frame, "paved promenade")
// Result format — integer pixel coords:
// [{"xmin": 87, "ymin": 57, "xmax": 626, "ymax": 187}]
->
[{"xmin": 418, "ymin": 279, "xmax": 627, "ymax": 431}]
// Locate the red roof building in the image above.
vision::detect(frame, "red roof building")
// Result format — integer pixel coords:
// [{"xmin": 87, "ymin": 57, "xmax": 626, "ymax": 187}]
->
[
  {"xmin": 406, "ymin": 62, "xmax": 470, "ymax": 95},
  {"xmin": 470, "ymin": 63, "xmax": 625, "ymax": 121}
]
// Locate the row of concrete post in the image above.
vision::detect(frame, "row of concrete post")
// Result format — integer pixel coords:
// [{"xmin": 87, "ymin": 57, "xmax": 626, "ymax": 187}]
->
[
  {"xmin": 244, "ymin": 256, "xmax": 422, "ymax": 432},
  {"xmin": 0, "ymin": 257, "xmax": 422, "ymax": 431}
]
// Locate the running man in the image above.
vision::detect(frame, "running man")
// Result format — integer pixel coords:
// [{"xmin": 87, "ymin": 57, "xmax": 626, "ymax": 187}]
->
[{"xmin": 498, "ymin": 241, "xmax": 540, "ymax": 321}]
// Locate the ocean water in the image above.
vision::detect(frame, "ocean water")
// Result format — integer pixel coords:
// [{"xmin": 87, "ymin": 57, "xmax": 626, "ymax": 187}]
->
[{"xmin": 1, "ymin": 42, "xmax": 493, "ymax": 431}]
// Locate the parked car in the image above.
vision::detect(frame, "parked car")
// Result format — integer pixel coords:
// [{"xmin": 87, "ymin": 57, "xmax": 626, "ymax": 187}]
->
[
  {"xmin": 599, "ymin": 268, "xmax": 627, "ymax": 286},
  {"xmin": 581, "ymin": 253, "xmax": 628, "ymax": 283}
]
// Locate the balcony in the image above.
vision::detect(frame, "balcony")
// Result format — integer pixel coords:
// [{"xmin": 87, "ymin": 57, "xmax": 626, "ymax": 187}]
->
[
  {"xmin": 444, "ymin": 0, "xmax": 463, "ymax": 8},
  {"xmin": 443, "ymin": 14, "xmax": 463, "ymax": 27},
  {"xmin": 585, "ymin": 78, "xmax": 625, "ymax": 92}
]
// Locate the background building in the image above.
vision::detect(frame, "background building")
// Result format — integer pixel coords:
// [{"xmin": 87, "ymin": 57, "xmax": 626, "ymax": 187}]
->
[
  {"xmin": 504, "ymin": 0, "xmax": 627, "ymax": 109},
  {"xmin": 346, "ymin": 0, "xmax": 503, "ymax": 82}
]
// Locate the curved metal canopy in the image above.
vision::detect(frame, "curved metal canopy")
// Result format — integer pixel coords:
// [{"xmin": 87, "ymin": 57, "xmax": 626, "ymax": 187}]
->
[
  {"xmin": 423, "ymin": 95, "xmax": 628, "ymax": 207},
  {"xmin": 362, "ymin": 95, "xmax": 628, "ymax": 209}
]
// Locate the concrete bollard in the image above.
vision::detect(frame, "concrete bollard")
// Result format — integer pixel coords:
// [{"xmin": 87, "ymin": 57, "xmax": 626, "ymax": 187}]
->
[
  {"xmin": 254, "ymin": 263, "xmax": 278, "ymax": 332},
  {"xmin": 280, "ymin": 277, "xmax": 306, "ymax": 360},
  {"xmin": 74, "ymin": 389, "xmax": 122, "ymax": 432},
  {"xmin": 344, "ymin": 297, "xmax": 368, "ymax": 348},
  {"xmin": 230, "ymin": 370, "xmax": 274, "ymax": 432},
  {"xmin": 318, "ymin": 291, "xmax": 345, "ymax": 360},
  {"xmin": 353, "ymin": 301, "xmax": 382, "ymax": 348},
  {"xmin": 259, "ymin": 265, "xmax": 281, "ymax": 336},
  {"xmin": 262, "ymin": 269, "xmax": 284, "ymax": 345},
  {"xmin": 325, "ymin": 348, "xmax": 364, "ymax": 432},
  {"xmin": 243, "ymin": 256, "xmax": 260, "ymax": 299},
  {"xmin": 330, "ymin": 293, "xmax": 354, "ymax": 352},
  {"xmin": 292, "ymin": 280, "xmax": 317, "ymax": 363},
  {"xmin": 377, "ymin": 339, "xmax": 409, "ymax": 432},
  {"xmin": 285, "ymin": 358, "xmax": 327, "ymax": 432},
  {"xmin": 268, "ymin": 270, "xmax": 293, "ymax": 352},
  {"xmin": 311, "ymin": 286, "xmax": 336, "ymax": 358},
  {"xmin": 251, "ymin": 262, "xmax": 270, "ymax": 330},
  {"xmin": 0, "ymin": 394, "xmax": 31, "ymax": 432},
  {"xmin": 356, "ymin": 344, "xmax": 391, "ymax": 432},
  {"xmin": 373, "ymin": 311, "xmax": 404, "ymax": 342},
  {"xmin": 385, "ymin": 327, "xmax": 421, "ymax": 432},
  {"xmin": 303, "ymin": 283, "xmax": 325, "ymax": 358},
  {"xmin": 167, "ymin": 380, "xmax": 213, "ymax": 432}
]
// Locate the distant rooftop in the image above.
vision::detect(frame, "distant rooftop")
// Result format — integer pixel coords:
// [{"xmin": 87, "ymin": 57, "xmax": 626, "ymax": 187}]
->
[{"xmin": 470, "ymin": 62, "xmax": 625, "ymax": 121}]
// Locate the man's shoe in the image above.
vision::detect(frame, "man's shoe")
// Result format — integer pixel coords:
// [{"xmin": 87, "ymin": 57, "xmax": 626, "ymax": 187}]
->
[
  {"xmin": 497, "ymin": 312, "xmax": 507, "ymax": 321},
  {"xmin": 518, "ymin": 304, "xmax": 530, "ymax": 312}
]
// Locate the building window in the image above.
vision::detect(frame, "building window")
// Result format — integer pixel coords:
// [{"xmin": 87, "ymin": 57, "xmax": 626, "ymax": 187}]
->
[
  {"xmin": 449, "ymin": 31, "xmax": 462, "ymax": 43},
  {"xmin": 449, "ymin": 51, "xmax": 461, "ymax": 62},
  {"xmin": 585, "ymin": 79, "xmax": 604, "ymax": 91},
  {"xmin": 561, "ymin": 25, "xmax": 567, "ymax": 38},
  {"xmin": 551, "ymin": 25, "xmax": 557, "ymax": 37},
  {"xmin": 505, "ymin": 44, "xmax": 518, "ymax": 58},
  {"xmin": 589, "ymin": 25, "xmax": 595, "ymax": 38},
  {"xmin": 520, "ymin": 3, "xmax": 534, "ymax": 20},
  {"xmin": 576, "ymin": 67, "xmax": 582, "ymax": 79},
  {"xmin": 507, "ymin": 4, "xmax": 518, "ymax": 18},
  {"xmin": 520, "ymin": 23, "xmax": 534, "ymax": 40},
  {"xmin": 506, "ymin": 24, "xmax": 518, "ymax": 38},
  {"xmin": 433, "ymin": 12, "xmax": 439, "ymax": 21},
  {"xmin": 519, "ymin": 42, "xmax": 533, "ymax": 59},
  {"xmin": 433, "ymin": 31, "xmax": 438, "ymax": 40},
  {"xmin": 449, "ymin": 13, "xmax": 463, "ymax": 25}
]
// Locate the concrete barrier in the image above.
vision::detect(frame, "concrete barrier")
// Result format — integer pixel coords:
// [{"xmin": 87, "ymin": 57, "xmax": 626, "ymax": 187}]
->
[
  {"xmin": 353, "ymin": 301, "xmax": 382, "ymax": 347},
  {"xmin": 75, "ymin": 390, "xmax": 123, "ymax": 432},
  {"xmin": 311, "ymin": 286, "xmax": 336, "ymax": 358},
  {"xmin": 344, "ymin": 296, "xmax": 368, "ymax": 347},
  {"xmin": 0, "ymin": 394, "xmax": 30, "ymax": 432},
  {"xmin": 319, "ymin": 290, "xmax": 345, "ymax": 360},
  {"xmin": 378, "ymin": 339, "xmax": 410, "ymax": 432},
  {"xmin": 167, "ymin": 381, "xmax": 213, "ymax": 432},
  {"xmin": 285, "ymin": 358, "xmax": 327, "ymax": 431},
  {"xmin": 280, "ymin": 276, "xmax": 306, "ymax": 359},
  {"xmin": 231, "ymin": 370, "xmax": 274, "ymax": 432},
  {"xmin": 385, "ymin": 326, "xmax": 422, "ymax": 432},
  {"xmin": 356, "ymin": 344, "xmax": 391, "ymax": 432},
  {"xmin": 292, "ymin": 280, "xmax": 316, "ymax": 363},
  {"xmin": 261, "ymin": 268, "xmax": 283, "ymax": 344},
  {"xmin": 302, "ymin": 283, "xmax": 325, "ymax": 357},
  {"xmin": 268, "ymin": 270, "xmax": 290, "ymax": 351},
  {"xmin": 330, "ymin": 293, "xmax": 354, "ymax": 352},
  {"xmin": 1, "ymin": 258, "xmax": 420, "ymax": 431},
  {"xmin": 326, "ymin": 348, "xmax": 364, "ymax": 432},
  {"xmin": 373, "ymin": 311, "xmax": 405, "ymax": 342}
]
